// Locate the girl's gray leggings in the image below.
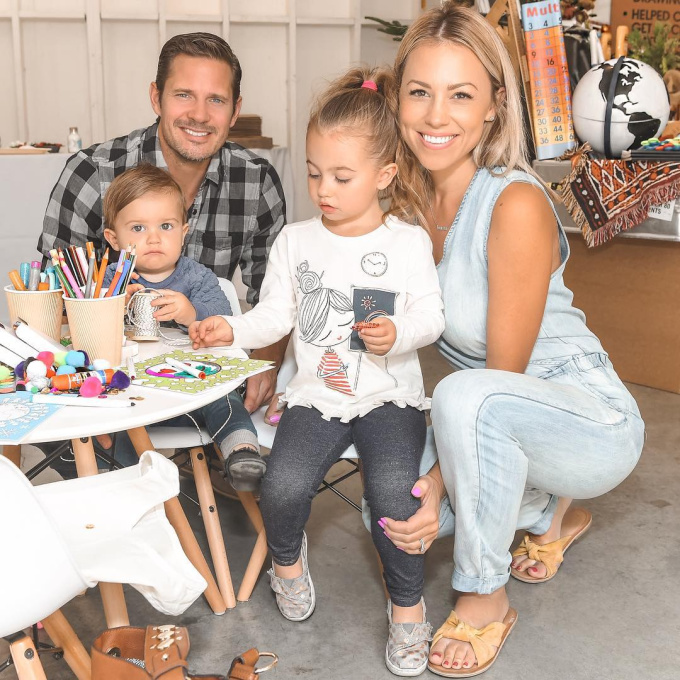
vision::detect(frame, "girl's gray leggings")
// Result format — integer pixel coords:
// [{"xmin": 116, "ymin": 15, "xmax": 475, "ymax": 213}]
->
[{"xmin": 260, "ymin": 402, "xmax": 426, "ymax": 607}]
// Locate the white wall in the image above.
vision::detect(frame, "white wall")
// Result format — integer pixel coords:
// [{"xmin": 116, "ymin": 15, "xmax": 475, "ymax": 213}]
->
[{"xmin": 0, "ymin": 0, "xmax": 415, "ymax": 222}]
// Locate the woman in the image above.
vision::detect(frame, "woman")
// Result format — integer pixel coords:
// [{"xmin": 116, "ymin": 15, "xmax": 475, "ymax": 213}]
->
[{"xmin": 380, "ymin": 3, "xmax": 644, "ymax": 676}]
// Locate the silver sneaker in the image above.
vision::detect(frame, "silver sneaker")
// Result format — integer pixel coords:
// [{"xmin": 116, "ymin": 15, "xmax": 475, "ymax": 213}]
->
[
  {"xmin": 385, "ymin": 598, "xmax": 433, "ymax": 677},
  {"xmin": 267, "ymin": 532, "xmax": 315, "ymax": 621}
]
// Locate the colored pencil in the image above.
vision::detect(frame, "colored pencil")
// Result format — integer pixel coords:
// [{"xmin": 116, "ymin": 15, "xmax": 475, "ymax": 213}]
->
[
  {"xmin": 58, "ymin": 250, "xmax": 84, "ymax": 298},
  {"xmin": 93, "ymin": 248, "xmax": 109, "ymax": 299},
  {"xmin": 104, "ymin": 255, "xmax": 126, "ymax": 298}
]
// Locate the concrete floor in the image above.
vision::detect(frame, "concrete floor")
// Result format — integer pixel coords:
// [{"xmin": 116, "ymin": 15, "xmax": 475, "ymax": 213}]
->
[{"xmin": 2, "ymin": 344, "xmax": 678, "ymax": 679}]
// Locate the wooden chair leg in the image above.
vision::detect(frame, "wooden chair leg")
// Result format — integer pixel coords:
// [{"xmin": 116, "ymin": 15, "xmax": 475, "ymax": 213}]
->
[
  {"xmin": 189, "ymin": 447, "xmax": 237, "ymax": 609},
  {"xmin": 70, "ymin": 437, "xmax": 129, "ymax": 628},
  {"xmin": 8, "ymin": 635, "xmax": 47, "ymax": 680},
  {"xmin": 235, "ymin": 491, "xmax": 268, "ymax": 602},
  {"xmin": 41, "ymin": 609, "xmax": 91, "ymax": 680},
  {"xmin": 126, "ymin": 426, "xmax": 228, "ymax": 615},
  {"xmin": 2, "ymin": 445, "xmax": 21, "ymax": 467}
]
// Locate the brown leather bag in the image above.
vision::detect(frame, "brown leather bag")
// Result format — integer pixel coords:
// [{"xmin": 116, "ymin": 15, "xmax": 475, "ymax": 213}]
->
[{"xmin": 91, "ymin": 625, "xmax": 277, "ymax": 680}]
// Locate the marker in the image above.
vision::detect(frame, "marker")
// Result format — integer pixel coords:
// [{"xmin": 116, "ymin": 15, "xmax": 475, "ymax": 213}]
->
[
  {"xmin": 19, "ymin": 262, "xmax": 30, "ymax": 288},
  {"xmin": 45, "ymin": 267, "xmax": 57, "ymax": 291},
  {"xmin": 9, "ymin": 269, "xmax": 27, "ymax": 291},
  {"xmin": 165, "ymin": 356, "xmax": 206, "ymax": 379},
  {"xmin": 28, "ymin": 261, "xmax": 41, "ymax": 291},
  {"xmin": 32, "ymin": 394, "xmax": 135, "ymax": 408},
  {"xmin": 126, "ymin": 356, "xmax": 137, "ymax": 380}
]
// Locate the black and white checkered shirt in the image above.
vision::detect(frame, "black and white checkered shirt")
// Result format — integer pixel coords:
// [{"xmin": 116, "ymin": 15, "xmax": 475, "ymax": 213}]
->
[{"xmin": 39, "ymin": 122, "xmax": 286, "ymax": 305}]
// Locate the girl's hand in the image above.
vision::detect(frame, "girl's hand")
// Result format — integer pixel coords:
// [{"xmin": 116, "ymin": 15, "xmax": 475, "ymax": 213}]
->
[
  {"xmin": 189, "ymin": 316, "xmax": 234, "ymax": 348},
  {"xmin": 263, "ymin": 392, "xmax": 284, "ymax": 426},
  {"xmin": 358, "ymin": 317, "xmax": 396, "ymax": 356},
  {"xmin": 381, "ymin": 473, "xmax": 444, "ymax": 554},
  {"xmin": 151, "ymin": 289, "xmax": 196, "ymax": 326}
]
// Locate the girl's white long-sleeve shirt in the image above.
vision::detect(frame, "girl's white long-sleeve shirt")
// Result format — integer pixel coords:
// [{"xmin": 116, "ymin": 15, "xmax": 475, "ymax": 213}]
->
[{"xmin": 227, "ymin": 216, "xmax": 444, "ymax": 421}]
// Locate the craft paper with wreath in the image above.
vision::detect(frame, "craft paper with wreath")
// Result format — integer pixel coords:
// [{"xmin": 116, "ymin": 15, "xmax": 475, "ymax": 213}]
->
[
  {"xmin": 0, "ymin": 391, "xmax": 63, "ymax": 444},
  {"xmin": 350, "ymin": 286, "xmax": 399, "ymax": 391},
  {"xmin": 130, "ymin": 350, "xmax": 273, "ymax": 394},
  {"xmin": 297, "ymin": 261, "xmax": 356, "ymax": 395}
]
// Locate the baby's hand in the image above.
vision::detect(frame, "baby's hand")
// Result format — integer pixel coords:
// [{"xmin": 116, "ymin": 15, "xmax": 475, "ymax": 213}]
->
[
  {"xmin": 357, "ymin": 317, "xmax": 396, "ymax": 356},
  {"xmin": 189, "ymin": 316, "xmax": 234, "ymax": 348},
  {"xmin": 151, "ymin": 289, "xmax": 196, "ymax": 326},
  {"xmin": 125, "ymin": 278, "xmax": 144, "ymax": 306}
]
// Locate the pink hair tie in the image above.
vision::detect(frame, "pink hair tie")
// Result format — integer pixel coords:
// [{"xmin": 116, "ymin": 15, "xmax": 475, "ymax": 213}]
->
[{"xmin": 361, "ymin": 80, "xmax": 378, "ymax": 91}]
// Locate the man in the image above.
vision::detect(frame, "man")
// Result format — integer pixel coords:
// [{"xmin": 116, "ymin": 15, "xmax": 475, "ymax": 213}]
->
[{"xmin": 39, "ymin": 32, "xmax": 286, "ymax": 413}]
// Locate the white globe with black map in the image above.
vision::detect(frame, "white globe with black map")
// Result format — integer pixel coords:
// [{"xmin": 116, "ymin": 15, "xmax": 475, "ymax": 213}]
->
[{"xmin": 572, "ymin": 58, "xmax": 670, "ymax": 158}]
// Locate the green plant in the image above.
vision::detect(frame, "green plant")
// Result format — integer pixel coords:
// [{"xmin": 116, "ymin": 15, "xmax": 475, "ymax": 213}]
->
[
  {"xmin": 364, "ymin": 16, "xmax": 408, "ymax": 41},
  {"xmin": 627, "ymin": 21, "xmax": 680, "ymax": 75}
]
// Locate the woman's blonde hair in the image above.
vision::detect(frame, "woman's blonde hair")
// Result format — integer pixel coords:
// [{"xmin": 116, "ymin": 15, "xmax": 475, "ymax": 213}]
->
[
  {"xmin": 389, "ymin": 2, "xmax": 538, "ymax": 226},
  {"xmin": 308, "ymin": 66, "xmax": 410, "ymax": 219}
]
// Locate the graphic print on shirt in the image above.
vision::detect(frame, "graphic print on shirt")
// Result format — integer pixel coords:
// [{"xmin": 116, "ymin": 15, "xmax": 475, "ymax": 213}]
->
[
  {"xmin": 296, "ymin": 261, "xmax": 355, "ymax": 395},
  {"xmin": 350, "ymin": 287, "xmax": 399, "ymax": 391}
]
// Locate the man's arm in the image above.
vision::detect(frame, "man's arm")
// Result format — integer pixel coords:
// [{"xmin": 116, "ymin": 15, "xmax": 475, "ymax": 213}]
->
[
  {"xmin": 239, "ymin": 162, "xmax": 286, "ymax": 306},
  {"xmin": 39, "ymin": 152, "xmax": 105, "ymax": 258}
]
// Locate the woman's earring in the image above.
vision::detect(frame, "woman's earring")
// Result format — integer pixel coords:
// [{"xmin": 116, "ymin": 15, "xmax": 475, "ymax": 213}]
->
[{"xmin": 486, "ymin": 116, "xmax": 495, "ymax": 122}]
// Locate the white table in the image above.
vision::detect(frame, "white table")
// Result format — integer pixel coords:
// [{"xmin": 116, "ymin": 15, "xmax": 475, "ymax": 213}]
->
[
  {"xmin": 0, "ymin": 147, "xmax": 294, "ymax": 321},
  {"xmin": 14, "ymin": 337, "xmax": 268, "ymax": 633}
]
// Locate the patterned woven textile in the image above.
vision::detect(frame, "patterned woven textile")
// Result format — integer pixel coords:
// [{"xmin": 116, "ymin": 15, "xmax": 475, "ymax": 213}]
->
[{"xmin": 561, "ymin": 145, "xmax": 680, "ymax": 247}]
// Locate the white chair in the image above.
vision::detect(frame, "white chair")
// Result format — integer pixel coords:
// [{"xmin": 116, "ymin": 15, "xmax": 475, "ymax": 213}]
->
[
  {"xmin": 146, "ymin": 278, "xmax": 266, "ymax": 604},
  {"xmin": 0, "ymin": 451, "xmax": 206, "ymax": 680}
]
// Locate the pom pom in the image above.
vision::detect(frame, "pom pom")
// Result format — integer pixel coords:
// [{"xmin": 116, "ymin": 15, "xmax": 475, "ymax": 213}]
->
[
  {"xmin": 16, "ymin": 381, "xmax": 26, "ymax": 391},
  {"xmin": 26, "ymin": 361, "xmax": 47, "ymax": 380},
  {"xmin": 91, "ymin": 359, "xmax": 111, "ymax": 371},
  {"xmin": 37, "ymin": 351, "xmax": 55, "ymax": 368},
  {"xmin": 56, "ymin": 365, "xmax": 76, "ymax": 375},
  {"xmin": 79, "ymin": 376, "xmax": 104, "ymax": 398},
  {"xmin": 15, "ymin": 361, "xmax": 26, "ymax": 379},
  {"xmin": 46, "ymin": 369, "xmax": 56, "ymax": 378},
  {"xmin": 53, "ymin": 351, "xmax": 67, "ymax": 367},
  {"xmin": 110, "ymin": 370, "xmax": 131, "ymax": 390},
  {"xmin": 0, "ymin": 366, "xmax": 10, "ymax": 381},
  {"xmin": 65, "ymin": 350, "xmax": 87, "ymax": 367}
]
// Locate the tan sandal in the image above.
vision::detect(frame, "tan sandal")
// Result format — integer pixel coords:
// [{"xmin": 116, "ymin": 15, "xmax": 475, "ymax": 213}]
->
[
  {"xmin": 511, "ymin": 507, "xmax": 592, "ymax": 583},
  {"xmin": 427, "ymin": 608, "xmax": 517, "ymax": 677}
]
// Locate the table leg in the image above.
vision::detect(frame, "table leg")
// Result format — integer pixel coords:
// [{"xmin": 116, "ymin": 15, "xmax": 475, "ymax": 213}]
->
[
  {"xmin": 2, "ymin": 444, "xmax": 21, "ymax": 467},
  {"xmin": 70, "ymin": 437, "xmax": 129, "ymax": 628},
  {"xmin": 235, "ymin": 491, "xmax": 268, "ymax": 602},
  {"xmin": 125, "ymin": 426, "xmax": 227, "ymax": 615},
  {"xmin": 41, "ymin": 609, "xmax": 92, "ymax": 680},
  {"xmin": 189, "ymin": 447, "xmax": 237, "ymax": 609}
]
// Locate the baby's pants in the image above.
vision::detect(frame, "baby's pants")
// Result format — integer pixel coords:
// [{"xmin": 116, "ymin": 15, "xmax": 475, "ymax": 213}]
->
[{"xmin": 260, "ymin": 403, "xmax": 426, "ymax": 607}]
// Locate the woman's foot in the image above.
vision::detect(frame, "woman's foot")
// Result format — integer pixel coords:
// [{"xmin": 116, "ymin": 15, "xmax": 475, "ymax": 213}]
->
[
  {"xmin": 268, "ymin": 532, "xmax": 315, "ymax": 621},
  {"xmin": 429, "ymin": 588, "xmax": 509, "ymax": 672},
  {"xmin": 511, "ymin": 501, "xmax": 591, "ymax": 582},
  {"xmin": 386, "ymin": 598, "xmax": 433, "ymax": 677}
]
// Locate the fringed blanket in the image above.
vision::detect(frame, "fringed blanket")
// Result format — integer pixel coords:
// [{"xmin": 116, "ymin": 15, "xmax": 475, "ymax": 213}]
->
[{"xmin": 560, "ymin": 145, "xmax": 680, "ymax": 247}]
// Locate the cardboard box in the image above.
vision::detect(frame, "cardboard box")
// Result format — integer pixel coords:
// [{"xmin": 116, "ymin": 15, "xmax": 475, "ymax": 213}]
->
[
  {"xmin": 564, "ymin": 234, "xmax": 680, "ymax": 393},
  {"xmin": 610, "ymin": 0, "xmax": 680, "ymax": 40}
]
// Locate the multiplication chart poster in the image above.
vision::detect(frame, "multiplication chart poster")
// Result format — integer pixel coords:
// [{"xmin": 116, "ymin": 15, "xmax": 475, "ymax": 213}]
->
[{"xmin": 521, "ymin": 0, "xmax": 576, "ymax": 160}]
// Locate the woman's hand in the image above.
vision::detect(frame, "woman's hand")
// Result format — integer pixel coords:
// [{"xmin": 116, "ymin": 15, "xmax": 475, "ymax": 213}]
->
[
  {"xmin": 358, "ymin": 317, "xmax": 396, "ymax": 356},
  {"xmin": 189, "ymin": 316, "xmax": 234, "ymax": 348},
  {"xmin": 381, "ymin": 472, "xmax": 445, "ymax": 555}
]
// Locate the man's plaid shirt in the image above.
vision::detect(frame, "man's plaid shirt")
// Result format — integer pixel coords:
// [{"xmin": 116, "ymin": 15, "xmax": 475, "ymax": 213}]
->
[{"xmin": 39, "ymin": 122, "xmax": 286, "ymax": 305}]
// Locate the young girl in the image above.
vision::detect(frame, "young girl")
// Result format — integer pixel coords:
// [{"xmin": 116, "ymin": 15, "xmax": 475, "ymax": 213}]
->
[{"xmin": 190, "ymin": 67, "xmax": 444, "ymax": 677}]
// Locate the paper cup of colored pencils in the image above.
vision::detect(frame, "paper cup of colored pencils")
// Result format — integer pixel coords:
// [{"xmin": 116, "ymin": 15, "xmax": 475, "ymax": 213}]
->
[
  {"xmin": 4, "ymin": 285, "xmax": 64, "ymax": 342},
  {"xmin": 63, "ymin": 289, "xmax": 126, "ymax": 366}
]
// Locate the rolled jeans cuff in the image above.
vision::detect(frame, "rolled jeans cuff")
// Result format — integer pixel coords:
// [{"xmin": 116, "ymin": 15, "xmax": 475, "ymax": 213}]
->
[
  {"xmin": 452, "ymin": 568, "xmax": 509, "ymax": 595},
  {"xmin": 525, "ymin": 493, "xmax": 558, "ymax": 536}
]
